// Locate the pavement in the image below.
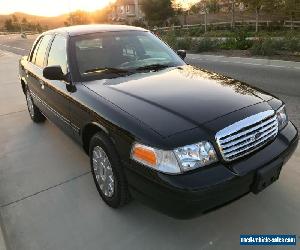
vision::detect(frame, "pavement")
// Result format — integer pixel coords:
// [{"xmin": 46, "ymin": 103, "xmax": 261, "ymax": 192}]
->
[
  {"xmin": 0, "ymin": 35, "xmax": 299, "ymax": 250},
  {"xmin": 0, "ymin": 34, "xmax": 37, "ymax": 56}
]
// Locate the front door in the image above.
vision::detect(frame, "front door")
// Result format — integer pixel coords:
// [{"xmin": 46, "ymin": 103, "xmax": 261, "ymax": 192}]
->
[{"xmin": 42, "ymin": 35, "xmax": 74, "ymax": 137}]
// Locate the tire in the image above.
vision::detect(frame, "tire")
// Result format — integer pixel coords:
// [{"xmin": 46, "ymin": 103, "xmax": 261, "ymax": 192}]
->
[
  {"xmin": 25, "ymin": 88, "xmax": 45, "ymax": 123},
  {"xmin": 89, "ymin": 132, "xmax": 130, "ymax": 208}
]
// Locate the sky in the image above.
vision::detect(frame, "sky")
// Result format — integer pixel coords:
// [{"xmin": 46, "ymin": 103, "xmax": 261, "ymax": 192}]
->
[
  {"xmin": 0, "ymin": 0, "xmax": 199, "ymax": 16},
  {"xmin": 0, "ymin": 0, "xmax": 113, "ymax": 16}
]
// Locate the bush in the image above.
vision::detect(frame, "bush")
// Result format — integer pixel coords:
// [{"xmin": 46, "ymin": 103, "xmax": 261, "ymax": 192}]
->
[
  {"xmin": 283, "ymin": 37, "xmax": 300, "ymax": 52},
  {"xmin": 191, "ymin": 38, "xmax": 219, "ymax": 52},
  {"xmin": 188, "ymin": 27, "xmax": 204, "ymax": 37},
  {"xmin": 250, "ymin": 38, "xmax": 276, "ymax": 56},
  {"xmin": 131, "ymin": 20, "xmax": 146, "ymax": 28},
  {"xmin": 169, "ymin": 17, "xmax": 181, "ymax": 26},
  {"xmin": 161, "ymin": 29, "xmax": 300, "ymax": 55},
  {"xmin": 250, "ymin": 36, "xmax": 300, "ymax": 56},
  {"xmin": 265, "ymin": 22, "xmax": 284, "ymax": 32},
  {"xmin": 234, "ymin": 29, "xmax": 252, "ymax": 50},
  {"xmin": 203, "ymin": 30, "xmax": 235, "ymax": 37},
  {"xmin": 161, "ymin": 31, "xmax": 178, "ymax": 49},
  {"xmin": 177, "ymin": 37, "xmax": 192, "ymax": 50},
  {"xmin": 219, "ymin": 38, "xmax": 237, "ymax": 50},
  {"xmin": 270, "ymin": 39, "xmax": 285, "ymax": 50}
]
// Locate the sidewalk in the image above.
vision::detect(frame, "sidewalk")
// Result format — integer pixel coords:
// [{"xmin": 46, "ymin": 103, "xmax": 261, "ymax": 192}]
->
[{"xmin": 187, "ymin": 53, "xmax": 300, "ymax": 70}]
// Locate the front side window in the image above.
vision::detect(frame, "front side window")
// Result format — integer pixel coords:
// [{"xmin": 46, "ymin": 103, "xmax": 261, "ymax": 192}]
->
[
  {"xmin": 72, "ymin": 31, "xmax": 185, "ymax": 81},
  {"xmin": 34, "ymin": 35, "xmax": 52, "ymax": 68},
  {"xmin": 47, "ymin": 35, "xmax": 68, "ymax": 75}
]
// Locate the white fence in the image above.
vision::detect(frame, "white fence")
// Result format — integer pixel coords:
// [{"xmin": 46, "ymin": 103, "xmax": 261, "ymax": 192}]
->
[
  {"xmin": 152, "ymin": 20, "xmax": 300, "ymax": 31},
  {"xmin": 284, "ymin": 20, "xmax": 300, "ymax": 28}
]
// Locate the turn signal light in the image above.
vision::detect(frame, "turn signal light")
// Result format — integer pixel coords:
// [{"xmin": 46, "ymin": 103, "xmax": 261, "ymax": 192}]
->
[{"xmin": 132, "ymin": 144, "xmax": 157, "ymax": 166}]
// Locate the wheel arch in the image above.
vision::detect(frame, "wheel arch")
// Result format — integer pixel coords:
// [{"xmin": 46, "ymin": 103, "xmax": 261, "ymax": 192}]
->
[
  {"xmin": 81, "ymin": 122, "xmax": 110, "ymax": 154},
  {"xmin": 21, "ymin": 77, "xmax": 27, "ymax": 94}
]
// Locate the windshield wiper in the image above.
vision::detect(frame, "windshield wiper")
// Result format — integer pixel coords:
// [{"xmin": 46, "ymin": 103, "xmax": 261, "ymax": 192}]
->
[
  {"xmin": 135, "ymin": 64, "xmax": 173, "ymax": 71},
  {"xmin": 84, "ymin": 67, "xmax": 130, "ymax": 74}
]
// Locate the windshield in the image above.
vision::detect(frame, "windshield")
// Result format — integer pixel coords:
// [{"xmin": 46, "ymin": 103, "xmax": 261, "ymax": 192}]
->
[{"xmin": 71, "ymin": 31, "xmax": 185, "ymax": 80}]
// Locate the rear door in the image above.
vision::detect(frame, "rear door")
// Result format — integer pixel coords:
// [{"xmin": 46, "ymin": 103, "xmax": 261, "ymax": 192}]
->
[{"xmin": 26, "ymin": 34, "xmax": 53, "ymax": 114}]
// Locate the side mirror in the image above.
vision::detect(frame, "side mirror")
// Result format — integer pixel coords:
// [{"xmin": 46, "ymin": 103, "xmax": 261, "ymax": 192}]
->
[
  {"xmin": 177, "ymin": 50, "xmax": 186, "ymax": 60},
  {"xmin": 43, "ymin": 65, "xmax": 65, "ymax": 81}
]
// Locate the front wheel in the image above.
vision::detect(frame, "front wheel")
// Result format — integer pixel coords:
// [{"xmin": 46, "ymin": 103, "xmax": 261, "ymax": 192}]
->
[
  {"xmin": 26, "ymin": 89, "xmax": 45, "ymax": 123},
  {"xmin": 89, "ymin": 132, "xmax": 130, "ymax": 208}
]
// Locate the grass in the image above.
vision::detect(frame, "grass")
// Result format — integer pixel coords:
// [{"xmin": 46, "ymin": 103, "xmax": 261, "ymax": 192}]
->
[
  {"xmin": 158, "ymin": 28, "xmax": 300, "ymax": 38},
  {"xmin": 160, "ymin": 29, "xmax": 300, "ymax": 56}
]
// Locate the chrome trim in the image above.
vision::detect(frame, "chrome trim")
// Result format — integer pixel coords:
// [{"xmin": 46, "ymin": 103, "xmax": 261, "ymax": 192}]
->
[
  {"xmin": 216, "ymin": 110, "xmax": 279, "ymax": 161},
  {"xmin": 30, "ymin": 90, "xmax": 80, "ymax": 133}
]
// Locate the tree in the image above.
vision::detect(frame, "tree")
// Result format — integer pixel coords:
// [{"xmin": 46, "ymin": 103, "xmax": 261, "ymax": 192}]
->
[
  {"xmin": 93, "ymin": 6, "xmax": 111, "ymax": 23},
  {"xmin": 172, "ymin": 1, "xmax": 186, "ymax": 24},
  {"xmin": 10, "ymin": 14, "xmax": 21, "ymax": 31},
  {"xmin": 12, "ymin": 14, "xmax": 18, "ymax": 23},
  {"xmin": 4, "ymin": 19, "xmax": 14, "ymax": 31},
  {"xmin": 189, "ymin": 2, "xmax": 202, "ymax": 14},
  {"xmin": 284, "ymin": 0, "xmax": 300, "ymax": 29},
  {"xmin": 141, "ymin": 0, "xmax": 175, "ymax": 26},
  {"xmin": 231, "ymin": 1, "xmax": 235, "ymax": 29},
  {"xmin": 21, "ymin": 17, "xmax": 28, "ymax": 24},
  {"xmin": 20, "ymin": 17, "xmax": 29, "ymax": 32},
  {"xmin": 241, "ymin": 0, "xmax": 283, "ymax": 32},
  {"xmin": 36, "ymin": 23, "xmax": 43, "ymax": 33},
  {"xmin": 65, "ymin": 10, "xmax": 91, "ymax": 26},
  {"xmin": 207, "ymin": 0, "xmax": 220, "ymax": 13},
  {"xmin": 242, "ymin": 0, "xmax": 263, "ymax": 32}
]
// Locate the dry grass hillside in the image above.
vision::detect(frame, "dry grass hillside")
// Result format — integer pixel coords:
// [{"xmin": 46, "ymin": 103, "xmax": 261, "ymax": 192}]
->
[{"xmin": 0, "ymin": 12, "xmax": 68, "ymax": 29}]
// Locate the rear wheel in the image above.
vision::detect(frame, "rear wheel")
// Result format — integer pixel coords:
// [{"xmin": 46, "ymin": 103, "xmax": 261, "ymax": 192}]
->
[
  {"xmin": 89, "ymin": 132, "xmax": 130, "ymax": 208},
  {"xmin": 26, "ymin": 89, "xmax": 45, "ymax": 123}
]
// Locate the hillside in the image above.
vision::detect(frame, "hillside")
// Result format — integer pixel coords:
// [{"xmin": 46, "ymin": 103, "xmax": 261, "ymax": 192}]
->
[{"xmin": 0, "ymin": 12, "xmax": 68, "ymax": 29}]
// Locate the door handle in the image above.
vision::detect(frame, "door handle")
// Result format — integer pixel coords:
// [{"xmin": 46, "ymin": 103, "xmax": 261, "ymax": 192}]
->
[{"xmin": 39, "ymin": 80, "xmax": 45, "ymax": 90}]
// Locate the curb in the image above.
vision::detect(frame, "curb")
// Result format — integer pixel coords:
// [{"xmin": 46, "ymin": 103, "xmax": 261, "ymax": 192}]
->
[
  {"xmin": 0, "ymin": 215, "xmax": 7, "ymax": 250},
  {"xmin": 0, "ymin": 228, "xmax": 6, "ymax": 250}
]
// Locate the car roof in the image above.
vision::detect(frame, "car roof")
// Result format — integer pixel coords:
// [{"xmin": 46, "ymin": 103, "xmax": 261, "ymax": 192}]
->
[{"xmin": 43, "ymin": 24, "xmax": 148, "ymax": 37}]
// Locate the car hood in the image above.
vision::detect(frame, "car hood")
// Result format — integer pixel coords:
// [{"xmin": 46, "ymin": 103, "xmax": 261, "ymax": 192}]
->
[{"xmin": 83, "ymin": 65, "xmax": 273, "ymax": 137}]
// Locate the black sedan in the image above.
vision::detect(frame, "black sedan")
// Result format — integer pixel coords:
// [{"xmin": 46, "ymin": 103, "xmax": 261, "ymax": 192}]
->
[{"xmin": 19, "ymin": 25, "xmax": 298, "ymax": 218}]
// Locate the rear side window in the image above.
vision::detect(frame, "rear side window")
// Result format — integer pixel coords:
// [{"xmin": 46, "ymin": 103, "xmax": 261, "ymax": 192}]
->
[
  {"xmin": 34, "ymin": 35, "xmax": 52, "ymax": 68},
  {"xmin": 47, "ymin": 35, "xmax": 68, "ymax": 75}
]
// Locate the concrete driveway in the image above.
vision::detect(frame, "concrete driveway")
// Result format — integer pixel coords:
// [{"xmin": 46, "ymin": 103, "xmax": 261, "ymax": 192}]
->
[{"xmin": 0, "ymin": 41, "xmax": 299, "ymax": 250}]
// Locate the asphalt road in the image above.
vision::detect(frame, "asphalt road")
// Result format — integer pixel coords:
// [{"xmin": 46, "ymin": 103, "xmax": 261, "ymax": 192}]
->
[
  {"xmin": 0, "ymin": 34, "xmax": 299, "ymax": 250},
  {"xmin": 0, "ymin": 34, "xmax": 35, "ymax": 56},
  {"xmin": 186, "ymin": 55, "xmax": 300, "ymax": 130}
]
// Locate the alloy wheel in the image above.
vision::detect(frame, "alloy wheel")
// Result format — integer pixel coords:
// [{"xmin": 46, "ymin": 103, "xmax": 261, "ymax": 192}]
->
[{"xmin": 92, "ymin": 146, "xmax": 115, "ymax": 197}]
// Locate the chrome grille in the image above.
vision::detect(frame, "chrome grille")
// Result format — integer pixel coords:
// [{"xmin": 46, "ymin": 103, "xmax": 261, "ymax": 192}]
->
[{"xmin": 216, "ymin": 110, "xmax": 278, "ymax": 161}]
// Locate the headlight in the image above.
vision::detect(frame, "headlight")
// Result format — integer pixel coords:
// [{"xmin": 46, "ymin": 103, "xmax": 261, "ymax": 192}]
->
[
  {"xmin": 131, "ymin": 141, "xmax": 218, "ymax": 174},
  {"xmin": 173, "ymin": 142, "xmax": 218, "ymax": 171},
  {"xmin": 276, "ymin": 105, "xmax": 288, "ymax": 130}
]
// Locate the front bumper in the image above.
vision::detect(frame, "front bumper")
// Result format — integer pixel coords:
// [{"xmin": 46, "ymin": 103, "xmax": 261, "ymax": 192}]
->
[{"xmin": 124, "ymin": 122, "xmax": 298, "ymax": 219}]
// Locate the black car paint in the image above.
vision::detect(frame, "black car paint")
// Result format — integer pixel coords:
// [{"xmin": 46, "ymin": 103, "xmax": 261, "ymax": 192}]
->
[
  {"xmin": 126, "ymin": 122, "xmax": 298, "ymax": 218},
  {"xmin": 19, "ymin": 25, "xmax": 298, "ymax": 218}
]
